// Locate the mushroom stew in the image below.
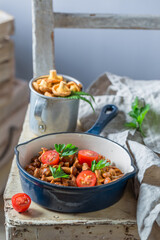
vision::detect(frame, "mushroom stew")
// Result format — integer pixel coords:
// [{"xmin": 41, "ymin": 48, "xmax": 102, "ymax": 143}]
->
[{"xmin": 25, "ymin": 144, "xmax": 124, "ymax": 187}]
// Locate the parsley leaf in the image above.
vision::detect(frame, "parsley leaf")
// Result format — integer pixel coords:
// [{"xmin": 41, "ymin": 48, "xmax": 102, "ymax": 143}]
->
[
  {"xmin": 91, "ymin": 159, "xmax": 111, "ymax": 172},
  {"xmin": 54, "ymin": 143, "xmax": 78, "ymax": 157},
  {"xmin": 65, "ymin": 91, "xmax": 95, "ymax": 112},
  {"xmin": 125, "ymin": 97, "xmax": 150, "ymax": 136},
  {"xmin": 54, "ymin": 144, "xmax": 66, "ymax": 154},
  {"xmin": 49, "ymin": 165, "xmax": 70, "ymax": 179}
]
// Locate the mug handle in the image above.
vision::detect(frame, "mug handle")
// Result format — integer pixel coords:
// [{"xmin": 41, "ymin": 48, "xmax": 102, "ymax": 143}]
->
[
  {"xmin": 34, "ymin": 98, "xmax": 47, "ymax": 133},
  {"xmin": 86, "ymin": 104, "xmax": 118, "ymax": 135}
]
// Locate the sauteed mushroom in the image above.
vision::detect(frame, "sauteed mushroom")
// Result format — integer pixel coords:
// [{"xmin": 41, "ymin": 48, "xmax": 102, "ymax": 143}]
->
[
  {"xmin": 25, "ymin": 144, "xmax": 124, "ymax": 188},
  {"xmin": 82, "ymin": 163, "xmax": 90, "ymax": 171},
  {"xmin": 32, "ymin": 81, "xmax": 41, "ymax": 93},
  {"xmin": 44, "ymin": 92, "xmax": 54, "ymax": 97},
  {"xmin": 95, "ymin": 170, "xmax": 104, "ymax": 185},
  {"xmin": 67, "ymin": 81, "xmax": 82, "ymax": 92},
  {"xmin": 39, "ymin": 79, "xmax": 52, "ymax": 93},
  {"xmin": 47, "ymin": 70, "xmax": 63, "ymax": 84},
  {"xmin": 52, "ymin": 81, "xmax": 71, "ymax": 97},
  {"xmin": 30, "ymin": 70, "xmax": 99, "ymax": 112},
  {"xmin": 32, "ymin": 70, "xmax": 82, "ymax": 98}
]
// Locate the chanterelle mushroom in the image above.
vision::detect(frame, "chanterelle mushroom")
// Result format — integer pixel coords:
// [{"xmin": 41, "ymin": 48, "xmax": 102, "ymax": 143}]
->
[
  {"xmin": 48, "ymin": 70, "xmax": 57, "ymax": 79},
  {"xmin": 67, "ymin": 81, "xmax": 81, "ymax": 92},
  {"xmin": 47, "ymin": 70, "xmax": 63, "ymax": 84},
  {"xmin": 39, "ymin": 79, "xmax": 52, "ymax": 93},
  {"xmin": 52, "ymin": 81, "xmax": 71, "ymax": 97}
]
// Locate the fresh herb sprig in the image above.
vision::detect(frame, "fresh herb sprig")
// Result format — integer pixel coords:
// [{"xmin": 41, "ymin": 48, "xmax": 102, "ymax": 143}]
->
[
  {"xmin": 125, "ymin": 97, "xmax": 150, "ymax": 136},
  {"xmin": 65, "ymin": 91, "xmax": 95, "ymax": 112},
  {"xmin": 54, "ymin": 143, "xmax": 78, "ymax": 157},
  {"xmin": 91, "ymin": 159, "xmax": 111, "ymax": 172},
  {"xmin": 49, "ymin": 165, "xmax": 70, "ymax": 179}
]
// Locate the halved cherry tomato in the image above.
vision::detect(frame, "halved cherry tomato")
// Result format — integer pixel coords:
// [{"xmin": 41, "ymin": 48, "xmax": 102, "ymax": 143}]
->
[
  {"xmin": 78, "ymin": 149, "xmax": 99, "ymax": 167},
  {"xmin": 41, "ymin": 150, "xmax": 59, "ymax": 165},
  {"xmin": 11, "ymin": 193, "xmax": 31, "ymax": 213},
  {"xmin": 76, "ymin": 170, "xmax": 97, "ymax": 187}
]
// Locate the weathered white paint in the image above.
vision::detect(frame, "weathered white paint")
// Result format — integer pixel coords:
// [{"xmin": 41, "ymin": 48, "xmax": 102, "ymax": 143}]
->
[
  {"xmin": 5, "ymin": 223, "xmax": 139, "ymax": 240},
  {"xmin": 32, "ymin": 0, "xmax": 55, "ymax": 78},
  {"xmin": 4, "ymin": 108, "xmax": 140, "ymax": 240},
  {"xmin": 54, "ymin": 13, "xmax": 160, "ymax": 30}
]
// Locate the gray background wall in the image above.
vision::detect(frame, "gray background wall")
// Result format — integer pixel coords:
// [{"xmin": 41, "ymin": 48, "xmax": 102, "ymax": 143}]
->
[{"xmin": 1, "ymin": 0, "xmax": 160, "ymax": 88}]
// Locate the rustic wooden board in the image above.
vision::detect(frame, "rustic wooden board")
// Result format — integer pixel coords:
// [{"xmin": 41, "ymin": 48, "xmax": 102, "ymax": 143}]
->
[
  {"xmin": 32, "ymin": 0, "xmax": 55, "ymax": 77},
  {"xmin": 0, "ymin": 128, "xmax": 21, "ymax": 194},
  {"xmin": 0, "ymin": 78, "xmax": 13, "ymax": 96},
  {"xmin": 0, "ymin": 102, "xmax": 28, "ymax": 194},
  {"xmin": 0, "ymin": 105, "xmax": 28, "ymax": 194},
  {"xmin": 0, "ymin": 39, "xmax": 14, "ymax": 63},
  {"xmin": 0, "ymin": 195, "xmax": 5, "ymax": 240},
  {"xmin": 54, "ymin": 13, "xmax": 160, "ymax": 30},
  {"xmin": 5, "ymin": 223, "xmax": 139, "ymax": 240},
  {"xmin": 0, "ymin": 103, "xmax": 28, "ymax": 148},
  {"xmin": 0, "ymin": 11, "xmax": 14, "ymax": 39},
  {"xmin": 0, "ymin": 60, "xmax": 14, "ymax": 84},
  {"xmin": 0, "ymin": 79, "xmax": 13, "ymax": 108},
  {"xmin": 0, "ymin": 79, "xmax": 29, "ymax": 121}
]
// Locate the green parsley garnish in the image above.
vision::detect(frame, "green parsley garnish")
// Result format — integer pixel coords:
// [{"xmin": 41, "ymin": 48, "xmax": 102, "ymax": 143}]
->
[
  {"xmin": 65, "ymin": 91, "xmax": 95, "ymax": 112},
  {"xmin": 91, "ymin": 159, "xmax": 111, "ymax": 172},
  {"xmin": 54, "ymin": 143, "xmax": 78, "ymax": 157},
  {"xmin": 49, "ymin": 165, "xmax": 70, "ymax": 179},
  {"xmin": 125, "ymin": 96, "xmax": 150, "ymax": 136}
]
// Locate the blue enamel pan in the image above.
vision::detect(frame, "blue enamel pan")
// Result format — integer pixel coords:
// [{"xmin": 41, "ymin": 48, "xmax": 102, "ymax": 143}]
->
[{"xmin": 15, "ymin": 105, "xmax": 137, "ymax": 213}]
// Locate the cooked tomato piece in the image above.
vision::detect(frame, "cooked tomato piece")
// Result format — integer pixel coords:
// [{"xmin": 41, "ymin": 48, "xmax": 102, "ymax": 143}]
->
[
  {"xmin": 41, "ymin": 150, "xmax": 59, "ymax": 165},
  {"xmin": 12, "ymin": 193, "xmax": 31, "ymax": 213},
  {"xmin": 76, "ymin": 170, "xmax": 97, "ymax": 187},
  {"xmin": 78, "ymin": 149, "xmax": 99, "ymax": 167}
]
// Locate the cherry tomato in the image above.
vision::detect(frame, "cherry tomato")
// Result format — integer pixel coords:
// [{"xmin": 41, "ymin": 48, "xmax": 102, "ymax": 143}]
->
[
  {"xmin": 78, "ymin": 149, "xmax": 99, "ymax": 167},
  {"xmin": 11, "ymin": 193, "xmax": 31, "ymax": 213},
  {"xmin": 41, "ymin": 150, "xmax": 59, "ymax": 165},
  {"xmin": 76, "ymin": 170, "xmax": 97, "ymax": 187}
]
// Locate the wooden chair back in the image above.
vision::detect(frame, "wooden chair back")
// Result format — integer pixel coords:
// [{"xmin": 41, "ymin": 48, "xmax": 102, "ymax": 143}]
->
[{"xmin": 32, "ymin": 0, "xmax": 160, "ymax": 77}]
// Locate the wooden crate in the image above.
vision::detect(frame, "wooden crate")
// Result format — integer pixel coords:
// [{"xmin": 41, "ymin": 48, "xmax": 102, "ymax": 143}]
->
[
  {"xmin": 0, "ymin": 11, "xmax": 14, "ymax": 40},
  {"xmin": 0, "ymin": 58, "xmax": 14, "ymax": 84},
  {"xmin": 0, "ymin": 127, "xmax": 22, "ymax": 194},
  {"xmin": 0, "ymin": 79, "xmax": 29, "ymax": 144},
  {"xmin": 0, "ymin": 79, "xmax": 29, "ymax": 122},
  {"xmin": 0, "ymin": 11, "xmax": 15, "ymax": 107},
  {"xmin": 0, "ymin": 79, "xmax": 29, "ymax": 194},
  {"xmin": 0, "ymin": 39, "xmax": 14, "ymax": 64}
]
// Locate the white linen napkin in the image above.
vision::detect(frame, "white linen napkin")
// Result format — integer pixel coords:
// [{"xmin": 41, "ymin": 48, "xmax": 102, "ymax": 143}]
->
[{"xmin": 78, "ymin": 72, "xmax": 160, "ymax": 240}]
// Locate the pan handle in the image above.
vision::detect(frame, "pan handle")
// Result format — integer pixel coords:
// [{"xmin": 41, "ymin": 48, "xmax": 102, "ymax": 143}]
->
[{"xmin": 86, "ymin": 104, "xmax": 118, "ymax": 135}]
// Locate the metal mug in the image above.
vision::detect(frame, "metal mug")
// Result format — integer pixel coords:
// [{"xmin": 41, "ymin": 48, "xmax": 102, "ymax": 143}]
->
[{"xmin": 29, "ymin": 75, "xmax": 82, "ymax": 136}]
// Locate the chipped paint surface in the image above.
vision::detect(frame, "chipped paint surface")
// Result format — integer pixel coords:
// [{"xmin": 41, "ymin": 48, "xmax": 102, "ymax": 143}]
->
[
  {"xmin": 4, "ymin": 108, "xmax": 139, "ymax": 239},
  {"xmin": 6, "ymin": 223, "xmax": 140, "ymax": 240}
]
